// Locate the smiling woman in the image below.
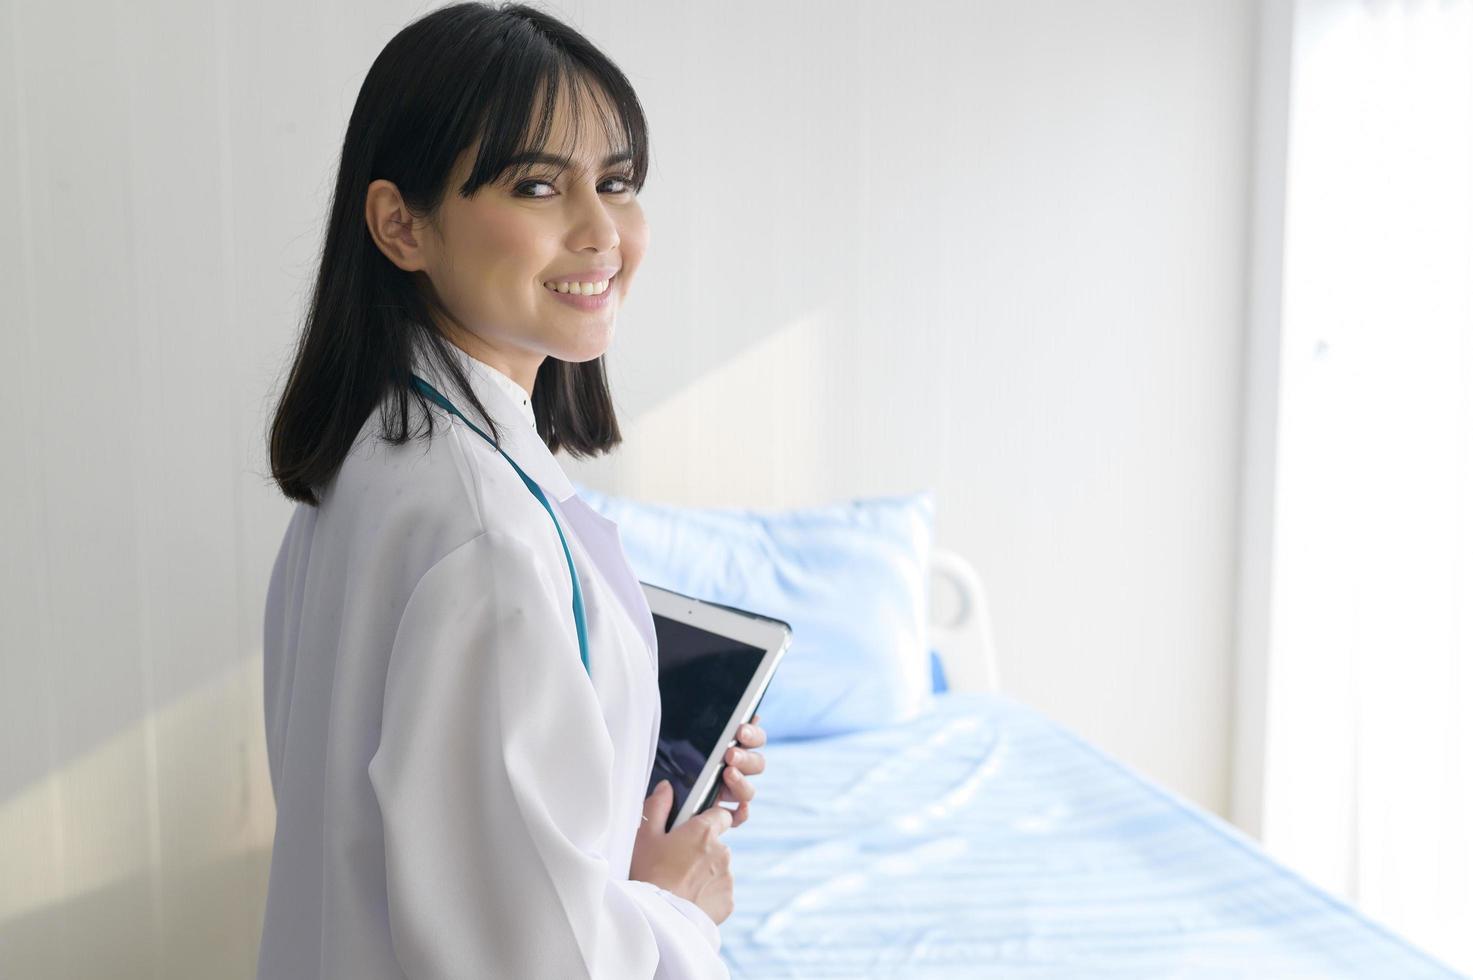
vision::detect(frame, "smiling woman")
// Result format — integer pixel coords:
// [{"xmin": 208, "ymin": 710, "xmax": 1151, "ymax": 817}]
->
[
  {"xmin": 268, "ymin": 0, "xmax": 650, "ymax": 507},
  {"xmin": 255, "ymin": 4, "xmax": 756, "ymax": 979},
  {"xmin": 359, "ymin": 83, "xmax": 648, "ymax": 411}
]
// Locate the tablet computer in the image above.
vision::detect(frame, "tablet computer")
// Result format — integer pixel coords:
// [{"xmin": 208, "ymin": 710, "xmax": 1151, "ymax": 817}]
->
[{"xmin": 641, "ymin": 582, "xmax": 792, "ymax": 832}]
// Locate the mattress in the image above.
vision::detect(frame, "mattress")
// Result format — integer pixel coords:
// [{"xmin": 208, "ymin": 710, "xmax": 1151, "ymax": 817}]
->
[{"xmin": 718, "ymin": 691, "xmax": 1464, "ymax": 978}]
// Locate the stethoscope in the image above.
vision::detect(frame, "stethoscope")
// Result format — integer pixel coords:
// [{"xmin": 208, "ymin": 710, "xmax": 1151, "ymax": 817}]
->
[{"xmin": 411, "ymin": 374, "xmax": 590, "ymax": 677}]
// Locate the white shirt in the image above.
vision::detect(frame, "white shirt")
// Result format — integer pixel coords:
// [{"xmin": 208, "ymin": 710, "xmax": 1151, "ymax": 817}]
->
[
  {"xmin": 256, "ymin": 338, "xmax": 727, "ymax": 979},
  {"xmin": 477, "ymin": 358, "xmax": 537, "ymax": 430}
]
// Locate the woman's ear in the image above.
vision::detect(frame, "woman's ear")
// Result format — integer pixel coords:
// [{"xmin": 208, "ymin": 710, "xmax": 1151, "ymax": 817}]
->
[{"xmin": 365, "ymin": 179, "xmax": 431, "ymax": 273}]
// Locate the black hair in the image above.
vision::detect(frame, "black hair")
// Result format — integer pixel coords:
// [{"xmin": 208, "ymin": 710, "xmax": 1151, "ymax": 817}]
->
[{"xmin": 269, "ymin": 1, "xmax": 648, "ymax": 505}]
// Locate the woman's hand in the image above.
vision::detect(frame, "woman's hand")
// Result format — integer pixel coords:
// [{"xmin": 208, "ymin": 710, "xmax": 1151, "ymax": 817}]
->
[
  {"xmin": 630, "ymin": 781, "xmax": 735, "ymax": 925},
  {"xmin": 715, "ymin": 713, "xmax": 766, "ymax": 828},
  {"xmin": 627, "ymin": 714, "xmax": 766, "ymax": 925}
]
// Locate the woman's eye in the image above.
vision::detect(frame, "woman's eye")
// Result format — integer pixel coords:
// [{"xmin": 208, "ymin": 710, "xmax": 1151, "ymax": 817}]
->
[
  {"xmin": 514, "ymin": 179, "xmax": 554, "ymax": 198},
  {"xmin": 514, "ymin": 175, "xmax": 637, "ymax": 198},
  {"xmin": 516, "ymin": 183, "xmax": 542, "ymax": 197}
]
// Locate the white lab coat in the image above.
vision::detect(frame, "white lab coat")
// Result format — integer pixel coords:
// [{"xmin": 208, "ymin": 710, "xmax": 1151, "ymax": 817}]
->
[{"xmin": 255, "ymin": 339, "xmax": 728, "ymax": 980}]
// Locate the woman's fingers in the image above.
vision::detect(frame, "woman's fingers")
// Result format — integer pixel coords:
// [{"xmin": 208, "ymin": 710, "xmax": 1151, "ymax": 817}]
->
[
  {"xmin": 716, "ymin": 785, "xmax": 754, "ymax": 822},
  {"xmin": 715, "ymin": 713, "xmax": 765, "ymax": 821},
  {"xmin": 737, "ymin": 718, "xmax": 767, "ymax": 749},
  {"xmin": 714, "ymin": 799, "xmax": 750, "ymax": 828},
  {"xmin": 719, "ymin": 763, "xmax": 757, "ymax": 804},
  {"xmin": 724, "ymin": 745, "xmax": 766, "ymax": 776}
]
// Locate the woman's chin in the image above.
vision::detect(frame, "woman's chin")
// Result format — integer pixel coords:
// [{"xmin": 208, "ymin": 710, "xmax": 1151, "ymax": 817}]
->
[{"xmin": 555, "ymin": 327, "xmax": 616, "ymax": 364}]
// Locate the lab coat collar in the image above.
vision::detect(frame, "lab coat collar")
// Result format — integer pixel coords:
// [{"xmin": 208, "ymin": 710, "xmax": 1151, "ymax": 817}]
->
[
  {"xmin": 556, "ymin": 496, "xmax": 660, "ymax": 665},
  {"xmin": 474, "ymin": 359, "xmax": 538, "ymax": 431},
  {"xmin": 409, "ymin": 337, "xmax": 576, "ymax": 503},
  {"xmin": 408, "ymin": 336, "xmax": 658, "ymax": 664}
]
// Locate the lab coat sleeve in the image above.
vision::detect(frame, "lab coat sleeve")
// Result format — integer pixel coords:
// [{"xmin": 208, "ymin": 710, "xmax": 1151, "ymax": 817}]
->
[{"xmin": 367, "ymin": 530, "xmax": 729, "ymax": 980}]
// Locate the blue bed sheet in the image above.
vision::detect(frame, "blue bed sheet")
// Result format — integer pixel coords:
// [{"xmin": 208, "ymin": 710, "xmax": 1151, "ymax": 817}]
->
[{"xmin": 719, "ymin": 691, "xmax": 1465, "ymax": 979}]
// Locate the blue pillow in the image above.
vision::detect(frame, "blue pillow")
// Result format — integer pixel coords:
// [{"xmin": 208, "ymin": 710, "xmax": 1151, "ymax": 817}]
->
[
  {"xmin": 929, "ymin": 648, "xmax": 949, "ymax": 693},
  {"xmin": 569, "ymin": 483, "xmax": 937, "ymax": 740}
]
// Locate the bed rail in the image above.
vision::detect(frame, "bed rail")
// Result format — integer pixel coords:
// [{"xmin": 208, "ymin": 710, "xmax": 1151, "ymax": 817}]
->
[{"xmin": 928, "ymin": 548, "xmax": 1000, "ymax": 693}]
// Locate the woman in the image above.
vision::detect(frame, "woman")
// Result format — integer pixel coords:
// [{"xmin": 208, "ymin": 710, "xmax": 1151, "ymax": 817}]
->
[{"xmin": 258, "ymin": 4, "xmax": 766, "ymax": 977}]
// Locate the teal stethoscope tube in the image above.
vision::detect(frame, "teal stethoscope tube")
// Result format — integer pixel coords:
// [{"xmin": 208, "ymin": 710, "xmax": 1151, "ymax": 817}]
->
[{"xmin": 410, "ymin": 374, "xmax": 591, "ymax": 677}]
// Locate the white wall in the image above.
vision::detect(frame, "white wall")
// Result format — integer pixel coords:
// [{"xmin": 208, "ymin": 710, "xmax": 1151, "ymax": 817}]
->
[
  {"xmin": 576, "ymin": 0, "xmax": 1254, "ymax": 813},
  {"xmin": 0, "ymin": 1, "xmax": 1254, "ymax": 976}
]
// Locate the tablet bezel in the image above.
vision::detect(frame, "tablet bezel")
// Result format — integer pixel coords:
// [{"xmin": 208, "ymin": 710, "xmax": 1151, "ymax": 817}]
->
[{"xmin": 641, "ymin": 582, "xmax": 792, "ymax": 831}]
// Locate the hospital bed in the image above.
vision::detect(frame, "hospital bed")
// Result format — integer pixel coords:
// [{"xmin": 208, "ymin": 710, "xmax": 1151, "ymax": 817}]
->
[
  {"xmin": 569, "ymin": 484, "xmax": 1464, "ymax": 979},
  {"xmin": 717, "ymin": 548, "xmax": 1463, "ymax": 979}
]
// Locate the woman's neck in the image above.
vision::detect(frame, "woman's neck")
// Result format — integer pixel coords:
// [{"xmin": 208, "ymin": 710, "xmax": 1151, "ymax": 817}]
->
[{"xmin": 440, "ymin": 322, "xmax": 542, "ymax": 399}]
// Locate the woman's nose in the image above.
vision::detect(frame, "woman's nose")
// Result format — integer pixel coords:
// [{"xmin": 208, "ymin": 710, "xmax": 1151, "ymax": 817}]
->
[{"xmin": 565, "ymin": 191, "xmax": 620, "ymax": 251}]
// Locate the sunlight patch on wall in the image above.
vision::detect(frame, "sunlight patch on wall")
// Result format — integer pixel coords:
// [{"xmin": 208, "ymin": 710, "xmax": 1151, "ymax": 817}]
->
[
  {"xmin": 0, "ymin": 653, "xmax": 275, "ymax": 927},
  {"xmin": 620, "ymin": 308, "xmax": 844, "ymax": 508}
]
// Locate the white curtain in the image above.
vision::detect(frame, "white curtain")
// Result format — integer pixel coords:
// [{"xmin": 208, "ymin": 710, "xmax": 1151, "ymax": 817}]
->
[{"xmin": 1264, "ymin": 0, "xmax": 1473, "ymax": 972}]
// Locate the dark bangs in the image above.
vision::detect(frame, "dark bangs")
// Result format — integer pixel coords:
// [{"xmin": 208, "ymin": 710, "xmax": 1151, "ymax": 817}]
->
[{"xmin": 268, "ymin": 1, "xmax": 647, "ymax": 506}]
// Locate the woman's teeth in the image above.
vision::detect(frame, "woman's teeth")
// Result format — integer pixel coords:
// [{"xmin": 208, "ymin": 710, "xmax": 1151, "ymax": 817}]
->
[{"xmin": 542, "ymin": 278, "xmax": 611, "ymax": 295}]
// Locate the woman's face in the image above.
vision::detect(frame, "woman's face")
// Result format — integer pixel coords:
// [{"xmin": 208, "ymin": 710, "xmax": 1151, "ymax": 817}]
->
[{"xmin": 384, "ymin": 85, "xmax": 648, "ymax": 391}]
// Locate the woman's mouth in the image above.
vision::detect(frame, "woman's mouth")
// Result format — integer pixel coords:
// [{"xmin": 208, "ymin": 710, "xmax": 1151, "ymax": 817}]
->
[{"xmin": 542, "ymin": 271, "xmax": 616, "ymax": 311}]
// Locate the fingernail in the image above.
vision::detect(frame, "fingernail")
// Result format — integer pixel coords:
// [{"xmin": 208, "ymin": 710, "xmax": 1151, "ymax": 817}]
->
[{"xmin": 740, "ymin": 725, "xmax": 751, "ymax": 739}]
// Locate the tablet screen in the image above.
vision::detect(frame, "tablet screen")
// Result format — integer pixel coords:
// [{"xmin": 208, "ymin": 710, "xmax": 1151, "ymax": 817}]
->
[{"xmin": 646, "ymin": 613, "xmax": 767, "ymax": 828}]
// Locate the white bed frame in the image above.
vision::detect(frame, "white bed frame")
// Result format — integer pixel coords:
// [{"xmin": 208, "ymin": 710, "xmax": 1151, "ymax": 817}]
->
[{"xmin": 927, "ymin": 548, "xmax": 1000, "ymax": 693}]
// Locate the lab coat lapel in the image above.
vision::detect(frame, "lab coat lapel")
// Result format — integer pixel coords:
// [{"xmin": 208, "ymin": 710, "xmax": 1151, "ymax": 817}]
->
[
  {"xmin": 557, "ymin": 496, "xmax": 660, "ymax": 668},
  {"xmin": 409, "ymin": 339, "xmax": 574, "ymax": 502},
  {"xmin": 409, "ymin": 338, "xmax": 658, "ymax": 666}
]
